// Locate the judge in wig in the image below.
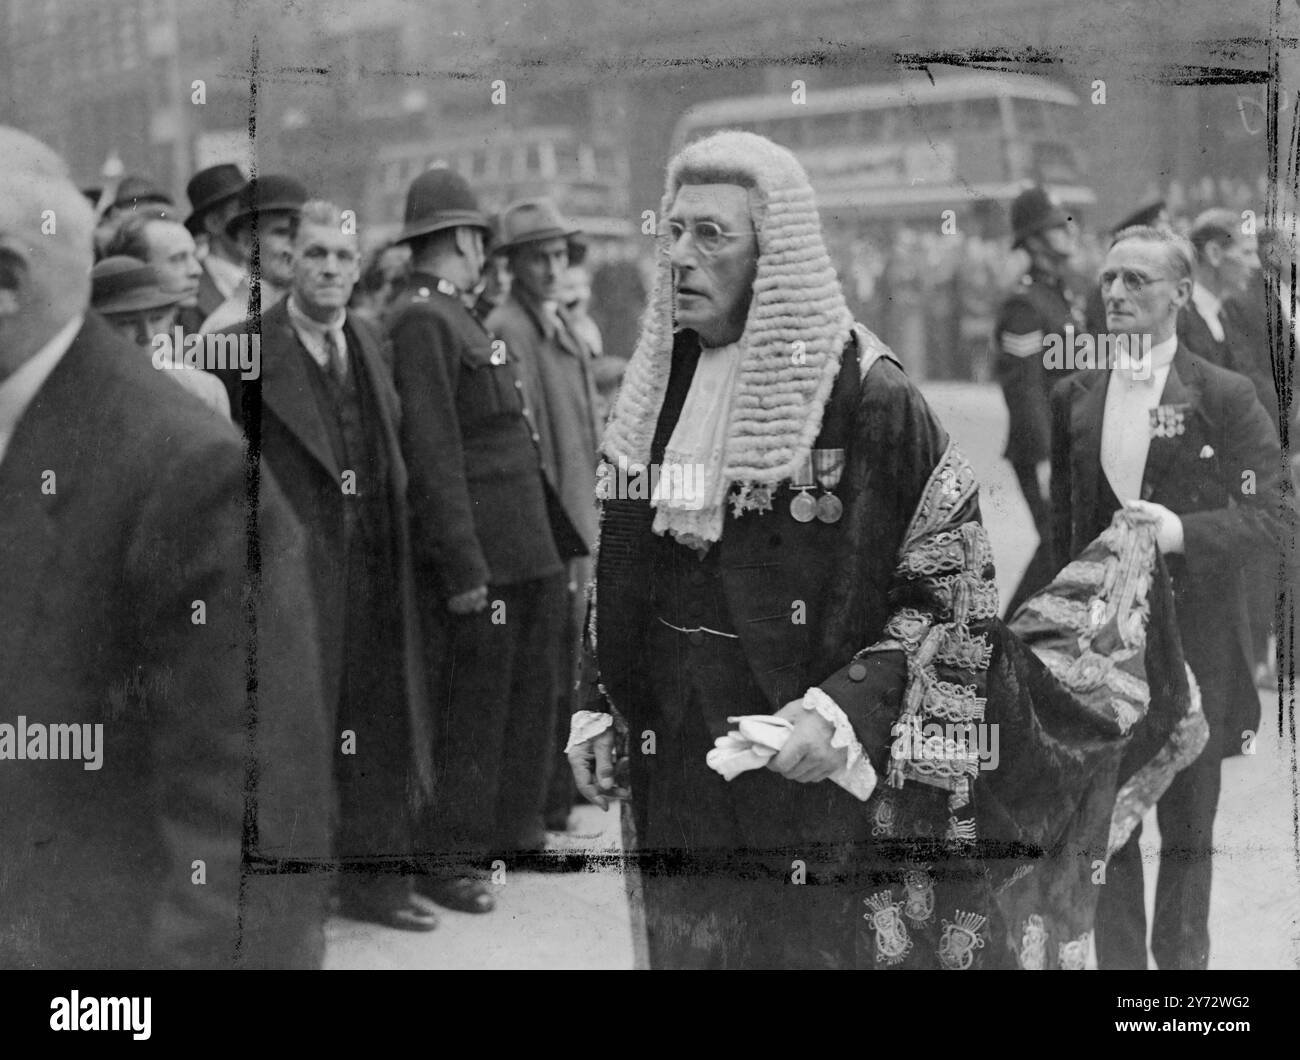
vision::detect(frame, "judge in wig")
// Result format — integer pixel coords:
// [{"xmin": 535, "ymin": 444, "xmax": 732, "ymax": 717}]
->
[{"xmin": 568, "ymin": 131, "xmax": 1201, "ymax": 970}]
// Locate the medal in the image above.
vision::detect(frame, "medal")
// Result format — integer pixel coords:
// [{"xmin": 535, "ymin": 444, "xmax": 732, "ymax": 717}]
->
[
  {"xmin": 791, "ymin": 491, "xmax": 817, "ymax": 522},
  {"xmin": 811, "ymin": 448, "xmax": 846, "ymax": 524},
  {"xmin": 789, "ymin": 455, "xmax": 817, "ymax": 522},
  {"xmin": 816, "ymin": 493, "xmax": 843, "ymax": 523}
]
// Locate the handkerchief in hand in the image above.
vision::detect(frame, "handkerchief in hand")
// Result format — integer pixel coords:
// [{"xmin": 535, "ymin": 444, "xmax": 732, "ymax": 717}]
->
[
  {"xmin": 705, "ymin": 713, "xmax": 876, "ymax": 801},
  {"xmin": 705, "ymin": 716, "xmax": 794, "ymax": 780}
]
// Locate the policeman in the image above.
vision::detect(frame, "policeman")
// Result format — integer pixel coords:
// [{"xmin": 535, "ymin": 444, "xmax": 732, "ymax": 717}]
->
[
  {"xmin": 387, "ymin": 168, "xmax": 586, "ymax": 915},
  {"xmin": 994, "ymin": 185, "xmax": 1081, "ymax": 615}
]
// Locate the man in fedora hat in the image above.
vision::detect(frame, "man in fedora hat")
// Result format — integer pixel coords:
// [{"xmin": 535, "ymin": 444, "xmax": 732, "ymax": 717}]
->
[
  {"xmin": 993, "ymin": 184, "xmax": 1082, "ymax": 615},
  {"xmin": 387, "ymin": 169, "xmax": 586, "ymax": 913},
  {"xmin": 487, "ymin": 198, "xmax": 601, "ymax": 831},
  {"xmin": 90, "ymin": 255, "xmax": 230, "ymax": 419},
  {"xmin": 104, "ymin": 174, "xmax": 175, "ymax": 223},
  {"xmin": 201, "ymin": 174, "xmax": 308, "ymax": 334},
  {"xmin": 185, "ymin": 164, "xmax": 247, "ymax": 321}
]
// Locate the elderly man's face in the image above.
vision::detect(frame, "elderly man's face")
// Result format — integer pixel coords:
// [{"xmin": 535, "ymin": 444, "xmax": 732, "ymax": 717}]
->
[
  {"xmin": 668, "ymin": 184, "xmax": 758, "ymax": 348},
  {"xmin": 143, "ymin": 220, "xmax": 202, "ymax": 308},
  {"xmin": 1101, "ymin": 238, "xmax": 1190, "ymax": 339},
  {"xmin": 292, "ymin": 220, "xmax": 360, "ymax": 319}
]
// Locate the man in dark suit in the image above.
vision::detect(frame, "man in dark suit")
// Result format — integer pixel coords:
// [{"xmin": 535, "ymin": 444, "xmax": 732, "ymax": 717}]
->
[
  {"xmin": 221, "ymin": 199, "xmax": 440, "ymax": 931},
  {"xmin": 486, "ymin": 199, "xmax": 602, "ymax": 832},
  {"xmin": 387, "ymin": 169, "xmax": 585, "ymax": 913},
  {"xmin": 1050, "ymin": 224, "xmax": 1285, "ymax": 969},
  {"xmin": 1178, "ymin": 208, "xmax": 1263, "ymax": 383},
  {"xmin": 1182, "ymin": 209, "xmax": 1277, "ymax": 683},
  {"xmin": 184, "ymin": 163, "xmax": 247, "ymax": 322},
  {"xmin": 201, "ymin": 175, "xmax": 307, "ymax": 333},
  {"xmin": 994, "ymin": 185, "xmax": 1083, "ymax": 615},
  {"xmin": 0, "ymin": 126, "xmax": 332, "ymax": 968},
  {"xmin": 1222, "ymin": 224, "xmax": 1291, "ymax": 432}
]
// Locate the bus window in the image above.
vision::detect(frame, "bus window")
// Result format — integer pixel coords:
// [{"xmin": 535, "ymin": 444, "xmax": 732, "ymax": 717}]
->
[
  {"xmin": 806, "ymin": 112, "xmax": 856, "ymax": 148},
  {"xmin": 857, "ymin": 108, "xmax": 899, "ymax": 143},
  {"xmin": 524, "ymin": 143, "xmax": 542, "ymax": 177},
  {"xmin": 959, "ymin": 97, "xmax": 1003, "ymax": 133},
  {"xmin": 920, "ymin": 101, "xmax": 960, "ymax": 136},
  {"xmin": 553, "ymin": 142, "xmax": 579, "ymax": 178},
  {"xmin": 1010, "ymin": 98, "xmax": 1047, "ymax": 135}
]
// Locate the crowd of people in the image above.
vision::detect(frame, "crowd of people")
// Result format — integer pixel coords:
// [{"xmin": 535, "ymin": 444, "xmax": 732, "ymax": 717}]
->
[{"xmin": 0, "ymin": 117, "xmax": 1292, "ymax": 970}]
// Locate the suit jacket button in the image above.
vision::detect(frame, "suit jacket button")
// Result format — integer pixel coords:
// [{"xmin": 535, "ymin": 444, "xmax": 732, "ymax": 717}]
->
[
  {"xmin": 688, "ymin": 631, "xmax": 705, "ymax": 646},
  {"xmin": 768, "ymin": 533, "xmax": 782, "ymax": 548},
  {"xmin": 848, "ymin": 662, "xmax": 867, "ymax": 682}
]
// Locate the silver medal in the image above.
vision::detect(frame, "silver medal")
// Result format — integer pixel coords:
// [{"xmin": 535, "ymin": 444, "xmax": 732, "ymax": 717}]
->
[{"xmin": 790, "ymin": 490, "xmax": 817, "ymax": 522}]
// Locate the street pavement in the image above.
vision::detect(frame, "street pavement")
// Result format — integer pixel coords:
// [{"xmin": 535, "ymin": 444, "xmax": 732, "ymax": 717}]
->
[{"xmin": 326, "ymin": 381, "xmax": 1300, "ymax": 970}]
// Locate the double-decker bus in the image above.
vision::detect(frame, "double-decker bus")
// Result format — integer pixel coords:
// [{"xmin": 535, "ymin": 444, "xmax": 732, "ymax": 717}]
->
[
  {"xmin": 670, "ymin": 70, "xmax": 1097, "ymax": 380},
  {"xmin": 670, "ymin": 69, "xmax": 1094, "ymax": 224}
]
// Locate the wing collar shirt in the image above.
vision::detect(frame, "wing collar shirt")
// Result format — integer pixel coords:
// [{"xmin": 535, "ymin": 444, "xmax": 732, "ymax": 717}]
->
[
  {"xmin": 0, "ymin": 313, "xmax": 83, "ymax": 469},
  {"xmin": 1099, "ymin": 332, "xmax": 1178, "ymax": 506}
]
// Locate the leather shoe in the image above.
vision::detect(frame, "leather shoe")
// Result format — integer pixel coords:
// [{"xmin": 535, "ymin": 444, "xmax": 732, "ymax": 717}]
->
[{"xmin": 418, "ymin": 876, "xmax": 496, "ymax": 914}]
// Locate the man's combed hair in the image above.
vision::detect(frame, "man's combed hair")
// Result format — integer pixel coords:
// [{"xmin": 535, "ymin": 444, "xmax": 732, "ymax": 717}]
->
[
  {"xmin": 1188, "ymin": 207, "xmax": 1241, "ymax": 259},
  {"xmin": 1111, "ymin": 224, "xmax": 1195, "ymax": 282},
  {"xmin": 293, "ymin": 199, "xmax": 349, "ymax": 239},
  {"xmin": 103, "ymin": 208, "xmax": 173, "ymax": 261}
]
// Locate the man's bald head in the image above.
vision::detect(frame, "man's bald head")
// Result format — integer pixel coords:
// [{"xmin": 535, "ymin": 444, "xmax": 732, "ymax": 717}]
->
[{"xmin": 0, "ymin": 127, "xmax": 96, "ymax": 379}]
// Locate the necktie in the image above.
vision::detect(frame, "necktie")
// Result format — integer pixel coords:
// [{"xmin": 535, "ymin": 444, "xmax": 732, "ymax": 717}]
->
[
  {"xmin": 323, "ymin": 328, "xmax": 346, "ymax": 386},
  {"xmin": 1100, "ymin": 372, "xmax": 1156, "ymax": 503}
]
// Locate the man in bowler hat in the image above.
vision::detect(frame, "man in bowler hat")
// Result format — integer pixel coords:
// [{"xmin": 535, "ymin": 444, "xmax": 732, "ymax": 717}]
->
[
  {"xmin": 201, "ymin": 175, "xmax": 308, "ymax": 334},
  {"xmin": 185, "ymin": 164, "xmax": 247, "ymax": 321},
  {"xmin": 387, "ymin": 169, "xmax": 585, "ymax": 913}
]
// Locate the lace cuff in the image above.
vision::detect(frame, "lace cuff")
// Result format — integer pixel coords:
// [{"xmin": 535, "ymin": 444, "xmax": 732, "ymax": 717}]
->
[
  {"xmin": 565, "ymin": 710, "xmax": 613, "ymax": 754},
  {"xmin": 804, "ymin": 686, "xmax": 877, "ymax": 802}
]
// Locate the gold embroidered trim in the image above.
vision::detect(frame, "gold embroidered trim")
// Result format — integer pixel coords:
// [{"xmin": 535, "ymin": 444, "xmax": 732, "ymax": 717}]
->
[{"xmin": 902, "ymin": 442, "xmax": 980, "ymax": 553}]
